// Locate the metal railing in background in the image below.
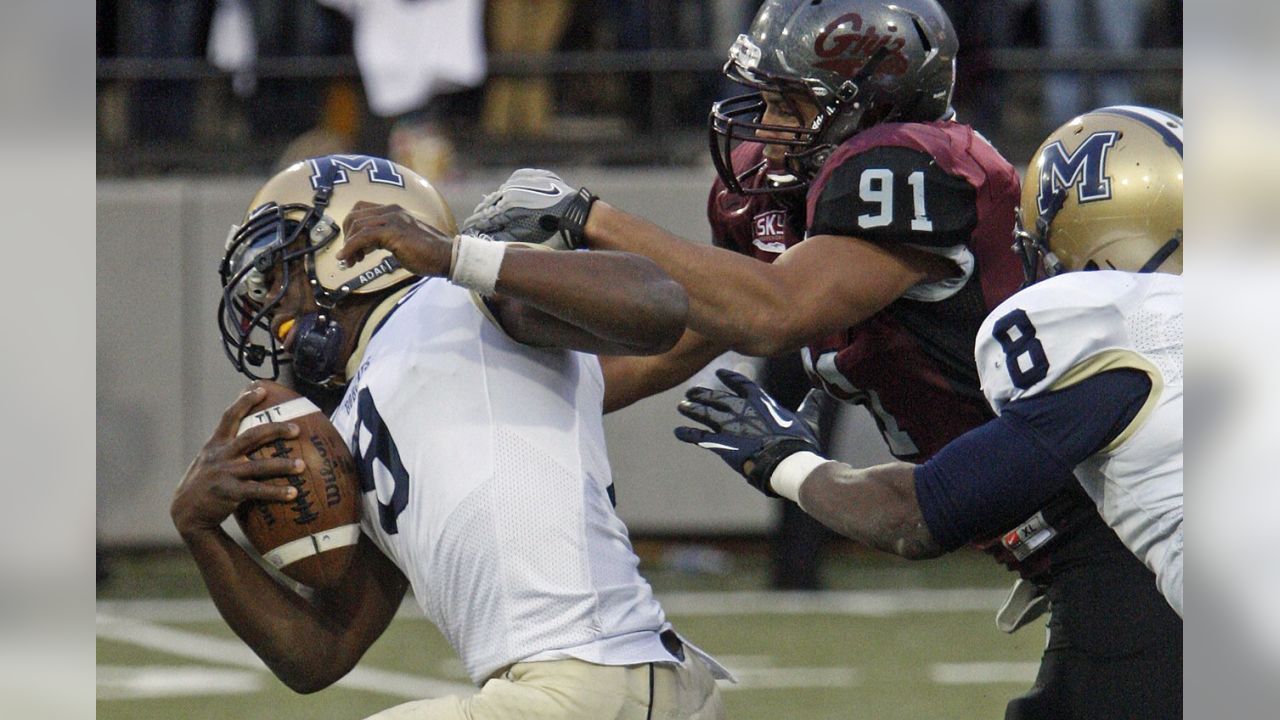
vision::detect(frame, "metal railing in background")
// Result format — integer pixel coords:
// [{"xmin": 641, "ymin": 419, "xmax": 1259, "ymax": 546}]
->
[
  {"xmin": 94, "ymin": 48, "xmax": 1185, "ymax": 81},
  {"xmin": 95, "ymin": 47, "xmax": 1182, "ymax": 176}
]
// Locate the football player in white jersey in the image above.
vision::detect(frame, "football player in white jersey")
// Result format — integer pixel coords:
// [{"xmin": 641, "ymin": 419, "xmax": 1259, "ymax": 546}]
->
[
  {"xmin": 676, "ymin": 106, "xmax": 1183, "ymax": 716},
  {"xmin": 170, "ymin": 154, "xmax": 728, "ymax": 720}
]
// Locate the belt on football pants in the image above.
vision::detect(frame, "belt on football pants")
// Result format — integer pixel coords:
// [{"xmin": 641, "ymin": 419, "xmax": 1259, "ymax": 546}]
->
[{"xmin": 995, "ymin": 485, "xmax": 1098, "ymax": 633}]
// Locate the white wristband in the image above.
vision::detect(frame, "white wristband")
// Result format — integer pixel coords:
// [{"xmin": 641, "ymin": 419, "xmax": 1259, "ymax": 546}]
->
[
  {"xmin": 449, "ymin": 234, "xmax": 506, "ymax": 296},
  {"xmin": 769, "ymin": 451, "xmax": 830, "ymax": 503}
]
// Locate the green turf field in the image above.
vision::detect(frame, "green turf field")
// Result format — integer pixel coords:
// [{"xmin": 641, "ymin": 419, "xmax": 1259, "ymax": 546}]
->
[{"xmin": 97, "ymin": 545, "xmax": 1047, "ymax": 719}]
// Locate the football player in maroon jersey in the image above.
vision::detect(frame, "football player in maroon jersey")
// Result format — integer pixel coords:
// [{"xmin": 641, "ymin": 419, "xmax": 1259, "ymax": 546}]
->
[{"xmin": 462, "ymin": 1, "xmax": 1181, "ymax": 717}]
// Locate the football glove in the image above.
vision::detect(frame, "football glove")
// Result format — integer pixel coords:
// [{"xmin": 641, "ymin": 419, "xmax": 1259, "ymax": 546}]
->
[
  {"xmin": 675, "ymin": 369, "xmax": 824, "ymax": 497},
  {"xmin": 461, "ymin": 168, "xmax": 597, "ymax": 250}
]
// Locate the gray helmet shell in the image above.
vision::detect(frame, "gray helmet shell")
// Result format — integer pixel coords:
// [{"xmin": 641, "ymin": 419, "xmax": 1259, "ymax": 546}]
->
[{"xmin": 711, "ymin": 0, "xmax": 958, "ymax": 192}]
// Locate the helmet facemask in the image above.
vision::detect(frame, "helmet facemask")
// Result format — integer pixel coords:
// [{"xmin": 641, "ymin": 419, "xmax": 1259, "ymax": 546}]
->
[
  {"xmin": 709, "ymin": 33, "xmax": 895, "ymax": 196},
  {"xmin": 218, "ymin": 154, "xmax": 457, "ymax": 386},
  {"xmin": 217, "ymin": 195, "xmax": 341, "ymax": 383},
  {"xmin": 1012, "ymin": 197, "xmax": 1068, "ymax": 287},
  {"xmin": 708, "ymin": 1, "xmax": 958, "ymax": 198}
]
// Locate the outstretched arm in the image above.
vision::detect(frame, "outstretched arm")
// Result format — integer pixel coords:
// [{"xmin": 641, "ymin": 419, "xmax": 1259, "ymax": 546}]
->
[
  {"xmin": 672, "ymin": 369, "xmax": 943, "ymax": 559},
  {"xmin": 586, "ymin": 202, "xmax": 955, "ymax": 356},
  {"xmin": 484, "ymin": 246, "xmax": 688, "ymax": 355},
  {"xmin": 338, "ymin": 201, "xmax": 687, "ymax": 356},
  {"xmin": 794, "ymin": 461, "xmax": 943, "ymax": 560},
  {"xmin": 171, "ymin": 387, "xmax": 408, "ymax": 693},
  {"xmin": 461, "ymin": 170, "xmax": 956, "ymax": 356},
  {"xmin": 677, "ymin": 370, "xmax": 1155, "ymax": 562}
]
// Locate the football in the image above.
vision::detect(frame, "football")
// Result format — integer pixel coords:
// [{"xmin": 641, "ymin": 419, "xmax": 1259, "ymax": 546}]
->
[{"xmin": 234, "ymin": 379, "xmax": 361, "ymax": 588}]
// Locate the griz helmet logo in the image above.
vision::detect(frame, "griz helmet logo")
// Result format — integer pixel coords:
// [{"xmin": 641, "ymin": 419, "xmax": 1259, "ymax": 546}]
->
[
  {"xmin": 308, "ymin": 154, "xmax": 405, "ymax": 190},
  {"xmin": 813, "ymin": 13, "xmax": 909, "ymax": 77},
  {"xmin": 1036, "ymin": 131, "xmax": 1119, "ymax": 216}
]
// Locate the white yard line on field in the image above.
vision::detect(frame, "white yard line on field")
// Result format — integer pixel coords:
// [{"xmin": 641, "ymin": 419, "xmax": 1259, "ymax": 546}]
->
[
  {"xmin": 97, "ymin": 665, "xmax": 264, "ymax": 700},
  {"xmin": 929, "ymin": 662, "xmax": 1040, "ymax": 685},
  {"xmin": 97, "ymin": 588, "xmax": 1018, "ymax": 699},
  {"xmin": 96, "ymin": 614, "xmax": 476, "ymax": 700},
  {"xmin": 656, "ymin": 588, "xmax": 1009, "ymax": 616},
  {"xmin": 98, "ymin": 586, "xmax": 1008, "ymax": 624},
  {"xmin": 714, "ymin": 656, "xmax": 863, "ymax": 690}
]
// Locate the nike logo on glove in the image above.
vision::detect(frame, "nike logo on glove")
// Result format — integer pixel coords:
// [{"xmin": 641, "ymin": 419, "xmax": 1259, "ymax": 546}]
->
[
  {"xmin": 698, "ymin": 441, "xmax": 740, "ymax": 451},
  {"xmin": 760, "ymin": 395, "xmax": 794, "ymax": 428},
  {"xmin": 507, "ymin": 183, "xmax": 565, "ymax": 197}
]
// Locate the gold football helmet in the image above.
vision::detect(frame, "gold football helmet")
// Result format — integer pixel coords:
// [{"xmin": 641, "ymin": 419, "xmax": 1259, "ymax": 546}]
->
[
  {"xmin": 218, "ymin": 154, "xmax": 457, "ymax": 383},
  {"xmin": 1015, "ymin": 106, "xmax": 1183, "ymax": 283}
]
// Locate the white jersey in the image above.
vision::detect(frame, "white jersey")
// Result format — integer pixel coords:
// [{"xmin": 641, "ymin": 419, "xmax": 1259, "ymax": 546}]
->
[
  {"xmin": 975, "ymin": 272, "xmax": 1183, "ymax": 616},
  {"xmin": 329, "ymin": 279, "xmax": 676, "ymax": 683}
]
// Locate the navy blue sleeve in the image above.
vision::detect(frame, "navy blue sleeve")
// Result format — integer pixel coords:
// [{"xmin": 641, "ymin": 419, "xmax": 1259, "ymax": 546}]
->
[{"xmin": 913, "ymin": 369, "xmax": 1152, "ymax": 552}]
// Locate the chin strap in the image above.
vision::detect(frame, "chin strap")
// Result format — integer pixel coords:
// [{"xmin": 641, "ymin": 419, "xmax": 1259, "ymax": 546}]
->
[
  {"xmin": 1137, "ymin": 234, "xmax": 1182, "ymax": 273},
  {"xmin": 291, "ymin": 312, "xmax": 346, "ymax": 387}
]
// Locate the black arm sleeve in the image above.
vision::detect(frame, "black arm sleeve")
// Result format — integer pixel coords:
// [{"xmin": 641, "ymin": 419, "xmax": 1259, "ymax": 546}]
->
[
  {"xmin": 808, "ymin": 146, "xmax": 977, "ymax": 247},
  {"xmin": 913, "ymin": 369, "xmax": 1153, "ymax": 551}
]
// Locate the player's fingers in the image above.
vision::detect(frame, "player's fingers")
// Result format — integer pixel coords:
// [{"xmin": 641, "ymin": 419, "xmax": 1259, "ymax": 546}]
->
[
  {"xmin": 346, "ymin": 200, "xmax": 392, "ymax": 220},
  {"xmin": 232, "ymin": 479, "xmax": 298, "ymax": 504},
  {"xmin": 230, "ymin": 456, "xmax": 305, "ymax": 480},
  {"xmin": 696, "ymin": 405, "xmax": 741, "ymax": 432},
  {"xmin": 342, "ymin": 208, "xmax": 388, "ymax": 238},
  {"xmin": 684, "ymin": 386, "xmax": 736, "ymax": 413},
  {"xmin": 342, "ymin": 202, "xmax": 394, "ymax": 237},
  {"xmin": 715, "ymin": 369, "xmax": 757, "ymax": 398},
  {"xmin": 683, "ymin": 386, "xmax": 721, "ymax": 403},
  {"xmin": 462, "ymin": 212, "xmax": 497, "ymax": 234},
  {"xmin": 469, "ymin": 190, "xmax": 501, "ymax": 216},
  {"xmin": 336, "ymin": 225, "xmax": 388, "ymax": 266},
  {"xmin": 215, "ymin": 386, "xmax": 267, "ymax": 439},
  {"xmin": 676, "ymin": 400, "xmax": 722, "ymax": 431},
  {"xmin": 229, "ymin": 421, "xmax": 300, "ymax": 457},
  {"xmin": 796, "ymin": 388, "xmax": 827, "ymax": 434},
  {"xmin": 673, "ymin": 426, "xmax": 712, "ymax": 445}
]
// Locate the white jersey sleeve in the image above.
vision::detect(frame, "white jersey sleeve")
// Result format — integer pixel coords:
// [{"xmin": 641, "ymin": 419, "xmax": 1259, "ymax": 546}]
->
[
  {"xmin": 975, "ymin": 271, "xmax": 1184, "ymax": 616},
  {"xmin": 977, "ymin": 272, "xmax": 1178, "ymax": 415}
]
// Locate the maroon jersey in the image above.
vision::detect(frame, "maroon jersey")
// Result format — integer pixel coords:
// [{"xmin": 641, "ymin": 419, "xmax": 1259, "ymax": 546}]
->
[
  {"xmin": 712, "ymin": 126, "xmax": 1065, "ymax": 577},
  {"xmin": 799, "ymin": 121, "xmax": 1023, "ymax": 461},
  {"xmin": 707, "ymin": 127, "xmax": 1020, "ymax": 461},
  {"xmin": 707, "ymin": 142, "xmax": 807, "ymax": 259}
]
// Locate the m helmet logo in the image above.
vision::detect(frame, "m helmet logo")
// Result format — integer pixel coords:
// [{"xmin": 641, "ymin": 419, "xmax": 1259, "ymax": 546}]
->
[
  {"xmin": 1036, "ymin": 131, "xmax": 1119, "ymax": 216},
  {"xmin": 308, "ymin": 154, "xmax": 405, "ymax": 190}
]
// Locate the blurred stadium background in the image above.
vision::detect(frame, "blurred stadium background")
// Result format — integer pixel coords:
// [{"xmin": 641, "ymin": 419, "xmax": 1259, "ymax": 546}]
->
[{"xmin": 95, "ymin": 1, "xmax": 1185, "ymax": 718}]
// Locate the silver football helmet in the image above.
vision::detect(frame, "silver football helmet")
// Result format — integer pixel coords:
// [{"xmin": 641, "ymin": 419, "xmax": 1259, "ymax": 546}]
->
[{"xmin": 709, "ymin": 0, "xmax": 958, "ymax": 194}]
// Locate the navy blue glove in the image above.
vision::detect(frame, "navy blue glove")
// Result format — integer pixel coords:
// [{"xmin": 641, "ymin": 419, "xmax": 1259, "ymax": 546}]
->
[{"xmin": 675, "ymin": 369, "xmax": 823, "ymax": 497}]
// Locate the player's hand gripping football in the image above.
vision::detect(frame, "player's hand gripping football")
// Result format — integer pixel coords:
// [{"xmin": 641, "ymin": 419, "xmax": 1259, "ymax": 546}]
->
[
  {"xmin": 674, "ymin": 369, "xmax": 825, "ymax": 497},
  {"xmin": 338, "ymin": 200, "xmax": 456, "ymax": 277},
  {"xmin": 170, "ymin": 386, "xmax": 301, "ymax": 538},
  {"xmin": 461, "ymin": 168, "xmax": 597, "ymax": 249}
]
